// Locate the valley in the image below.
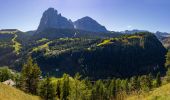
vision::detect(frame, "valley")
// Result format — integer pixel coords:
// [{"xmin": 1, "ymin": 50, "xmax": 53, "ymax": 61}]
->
[{"xmin": 0, "ymin": 6, "xmax": 170, "ymax": 100}]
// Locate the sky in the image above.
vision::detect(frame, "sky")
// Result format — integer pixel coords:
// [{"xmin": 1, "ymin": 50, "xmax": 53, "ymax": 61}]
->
[{"xmin": 0, "ymin": 0, "xmax": 170, "ymax": 32}]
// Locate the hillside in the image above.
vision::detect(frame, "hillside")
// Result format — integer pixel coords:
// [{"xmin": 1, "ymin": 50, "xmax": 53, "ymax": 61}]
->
[
  {"xmin": 127, "ymin": 83, "xmax": 170, "ymax": 100},
  {"xmin": 0, "ymin": 83, "xmax": 40, "ymax": 100},
  {"xmin": 0, "ymin": 30, "xmax": 30, "ymax": 67},
  {"xmin": 27, "ymin": 32, "xmax": 166, "ymax": 79},
  {"xmin": 0, "ymin": 30, "xmax": 166, "ymax": 79}
]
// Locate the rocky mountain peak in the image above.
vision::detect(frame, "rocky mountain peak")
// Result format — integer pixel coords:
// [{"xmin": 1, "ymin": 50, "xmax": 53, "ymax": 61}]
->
[
  {"xmin": 36, "ymin": 8, "xmax": 108, "ymax": 33},
  {"xmin": 74, "ymin": 16, "xmax": 107, "ymax": 33},
  {"xmin": 36, "ymin": 8, "xmax": 74, "ymax": 33}
]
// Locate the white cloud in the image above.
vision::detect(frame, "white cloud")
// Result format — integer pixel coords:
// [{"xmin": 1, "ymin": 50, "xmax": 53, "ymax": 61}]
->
[{"xmin": 127, "ymin": 25, "xmax": 132, "ymax": 28}]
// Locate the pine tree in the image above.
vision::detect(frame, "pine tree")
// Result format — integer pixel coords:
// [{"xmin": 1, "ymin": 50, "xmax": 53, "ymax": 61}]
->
[
  {"xmin": 130, "ymin": 76, "xmax": 139, "ymax": 92},
  {"xmin": 92, "ymin": 80, "xmax": 107, "ymax": 100},
  {"xmin": 39, "ymin": 76, "xmax": 56, "ymax": 100},
  {"xmin": 140, "ymin": 75, "xmax": 151, "ymax": 92},
  {"xmin": 108, "ymin": 79, "xmax": 116, "ymax": 99},
  {"xmin": 56, "ymin": 80, "xmax": 61, "ymax": 99},
  {"xmin": 68, "ymin": 73, "xmax": 91, "ymax": 100},
  {"xmin": 148, "ymin": 73, "xmax": 153, "ymax": 90},
  {"xmin": 165, "ymin": 51, "xmax": 170, "ymax": 68},
  {"xmin": 60, "ymin": 74, "xmax": 70, "ymax": 100},
  {"xmin": 21, "ymin": 56, "xmax": 41, "ymax": 94},
  {"xmin": 156, "ymin": 72, "xmax": 161, "ymax": 87},
  {"xmin": 166, "ymin": 68, "xmax": 170, "ymax": 82},
  {"xmin": 122, "ymin": 79, "xmax": 129, "ymax": 94}
]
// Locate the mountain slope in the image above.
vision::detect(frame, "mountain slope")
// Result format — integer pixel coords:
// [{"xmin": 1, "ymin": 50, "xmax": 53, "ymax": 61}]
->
[
  {"xmin": 29, "ymin": 32, "xmax": 166, "ymax": 79},
  {"xmin": 0, "ymin": 30, "xmax": 30, "ymax": 68},
  {"xmin": 0, "ymin": 83, "xmax": 40, "ymax": 100}
]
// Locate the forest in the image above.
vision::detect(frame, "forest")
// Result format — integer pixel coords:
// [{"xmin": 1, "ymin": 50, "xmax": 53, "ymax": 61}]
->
[{"xmin": 1, "ymin": 51, "xmax": 170, "ymax": 100}]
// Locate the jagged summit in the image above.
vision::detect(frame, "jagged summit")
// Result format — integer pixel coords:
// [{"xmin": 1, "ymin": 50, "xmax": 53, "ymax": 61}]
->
[
  {"xmin": 36, "ymin": 8, "xmax": 108, "ymax": 33},
  {"xmin": 36, "ymin": 8, "xmax": 74, "ymax": 33},
  {"xmin": 74, "ymin": 16, "xmax": 107, "ymax": 33}
]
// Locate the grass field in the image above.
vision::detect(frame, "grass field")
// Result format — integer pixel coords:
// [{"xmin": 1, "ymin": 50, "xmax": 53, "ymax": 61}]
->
[
  {"xmin": 127, "ymin": 83, "xmax": 170, "ymax": 100},
  {"xmin": 0, "ymin": 83, "xmax": 40, "ymax": 100}
]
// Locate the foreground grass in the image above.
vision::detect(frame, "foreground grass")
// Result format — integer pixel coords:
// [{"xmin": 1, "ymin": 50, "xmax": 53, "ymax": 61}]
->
[
  {"xmin": 127, "ymin": 83, "xmax": 170, "ymax": 100},
  {"xmin": 0, "ymin": 83, "xmax": 40, "ymax": 100}
]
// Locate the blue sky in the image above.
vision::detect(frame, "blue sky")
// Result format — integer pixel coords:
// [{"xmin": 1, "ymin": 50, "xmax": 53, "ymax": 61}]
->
[{"xmin": 0, "ymin": 0, "xmax": 170, "ymax": 32}]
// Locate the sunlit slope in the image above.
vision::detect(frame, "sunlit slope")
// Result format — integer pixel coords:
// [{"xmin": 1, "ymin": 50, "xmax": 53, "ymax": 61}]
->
[
  {"xmin": 127, "ymin": 83, "xmax": 170, "ymax": 100},
  {"xmin": 0, "ymin": 83, "xmax": 40, "ymax": 100}
]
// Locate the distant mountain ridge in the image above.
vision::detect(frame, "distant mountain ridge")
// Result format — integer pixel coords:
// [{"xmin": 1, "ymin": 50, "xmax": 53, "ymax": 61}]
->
[
  {"xmin": 120, "ymin": 29, "xmax": 148, "ymax": 34},
  {"xmin": 120, "ymin": 29, "xmax": 170, "ymax": 39},
  {"xmin": 36, "ymin": 8, "xmax": 108, "ymax": 33}
]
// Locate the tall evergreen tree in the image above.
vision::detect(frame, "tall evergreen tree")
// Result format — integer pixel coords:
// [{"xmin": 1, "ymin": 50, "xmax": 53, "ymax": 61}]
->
[
  {"xmin": 60, "ymin": 74, "xmax": 70, "ymax": 100},
  {"xmin": 68, "ymin": 73, "xmax": 91, "ymax": 100},
  {"xmin": 39, "ymin": 76, "xmax": 56, "ymax": 100},
  {"xmin": 148, "ymin": 73, "xmax": 153, "ymax": 90},
  {"xmin": 130, "ymin": 76, "xmax": 139, "ymax": 92},
  {"xmin": 166, "ymin": 68, "xmax": 170, "ymax": 82},
  {"xmin": 140, "ymin": 75, "xmax": 151, "ymax": 92},
  {"xmin": 56, "ymin": 80, "xmax": 61, "ymax": 99},
  {"xmin": 21, "ymin": 56, "xmax": 41, "ymax": 94},
  {"xmin": 165, "ymin": 51, "xmax": 170, "ymax": 68},
  {"xmin": 156, "ymin": 72, "xmax": 161, "ymax": 87},
  {"xmin": 92, "ymin": 80, "xmax": 107, "ymax": 100},
  {"xmin": 108, "ymin": 79, "xmax": 116, "ymax": 99}
]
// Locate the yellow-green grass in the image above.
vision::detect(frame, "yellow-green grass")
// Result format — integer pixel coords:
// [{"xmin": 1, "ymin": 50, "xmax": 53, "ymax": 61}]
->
[
  {"xmin": 127, "ymin": 83, "xmax": 170, "ymax": 100},
  {"xmin": 12, "ymin": 34, "xmax": 21, "ymax": 54},
  {"xmin": 32, "ymin": 41, "xmax": 52, "ymax": 52},
  {"xmin": 97, "ymin": 39, "xmax": 113, "ymax": 46},
  {"xmin": 37, "ymin": 38, "xmax": 48, "ymax": 43},
  {"xmin": 0, "ymin": 83, "xmax": 40, "ymax": 100}
]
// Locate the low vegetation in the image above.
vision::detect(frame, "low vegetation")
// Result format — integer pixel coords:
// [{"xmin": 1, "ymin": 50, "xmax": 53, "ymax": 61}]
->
[{"xmin": 0, "ymin": 83, "xmax": 40, "ymax": 100}]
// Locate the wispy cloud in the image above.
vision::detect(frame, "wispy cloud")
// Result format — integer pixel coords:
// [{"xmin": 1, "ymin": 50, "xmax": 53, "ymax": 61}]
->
[{"xmin": 127, "ymin": 25, "xmax": 132, "ymax": 28}]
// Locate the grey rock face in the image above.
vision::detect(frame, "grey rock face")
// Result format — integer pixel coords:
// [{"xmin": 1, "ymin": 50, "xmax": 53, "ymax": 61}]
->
[
  {"xmin": 74, "ymin": 16, "xmax": 107, "ymax": 33},
  {"xmin": 37, "ymin": 8, "xmax": 74, "ymax": 33}
]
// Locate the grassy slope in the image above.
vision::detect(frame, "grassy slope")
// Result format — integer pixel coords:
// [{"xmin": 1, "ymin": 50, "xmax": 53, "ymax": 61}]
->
[
  {"xmin": 127, "ymin": 83, "xmax": 170, "ymax": 100},
  {"xmin": 0, "ymin": 83, "xmax": 40, "ymax": 100},
  {"xmin": 12, "ymin": 34, "xmax": 21, "ymax": 54}
]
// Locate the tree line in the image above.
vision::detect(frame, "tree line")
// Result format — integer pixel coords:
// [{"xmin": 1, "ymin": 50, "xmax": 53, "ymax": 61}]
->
[{"xmin": 10, "ymin": 57, "xmax": 166, "ymax": 100}]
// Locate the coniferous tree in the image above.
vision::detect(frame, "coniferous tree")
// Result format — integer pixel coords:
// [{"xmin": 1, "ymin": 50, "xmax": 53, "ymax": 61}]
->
[
  {"xmin": 108, "ymin": 79, "xmax": 116, "ymax": 99},
  {"xmin": 39, "ymin": 75, "xmax": 56, "ymax": 100},
  {"xmin": 156, "ymin": 72, "xmax": 161, "ymax": 87},
  {"xmin": 122, "ymin": 79, "xmax": 129, "ymax": 94},
  {"xmin": 130, "ymin": 76, "xmax": 139, "ymax": 92},
  {"xmin": 140, "ymin": 75, "xmax": 150, "ymax": 92},
  {"xmin": 165, "ymin": 51, "xmax": 170, "ymax": 68},
  {"xmin": 60, "ymin": 74, "xmax": 70, "ymax": 100},
  {"xmin": 166, "ymin": 68, "xmax": 170, "ymax": 82},
  {"xmin": 21, "ymin": 57, "xmax": 41, "ymax": 94},
  {"xmin": 92, "ymin": 80, "xmax": 108, "ymax": 100},
  {"xmin": 56, "ymin": 80, "xmax": 61, "ymax": 99},
  {"xmin": 148, "ymin": 73, "xmax": 153, "ymax": 90},
  {"xmin": 68, "ymin": 73, "xmax": 91, "ymax": 100}
]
